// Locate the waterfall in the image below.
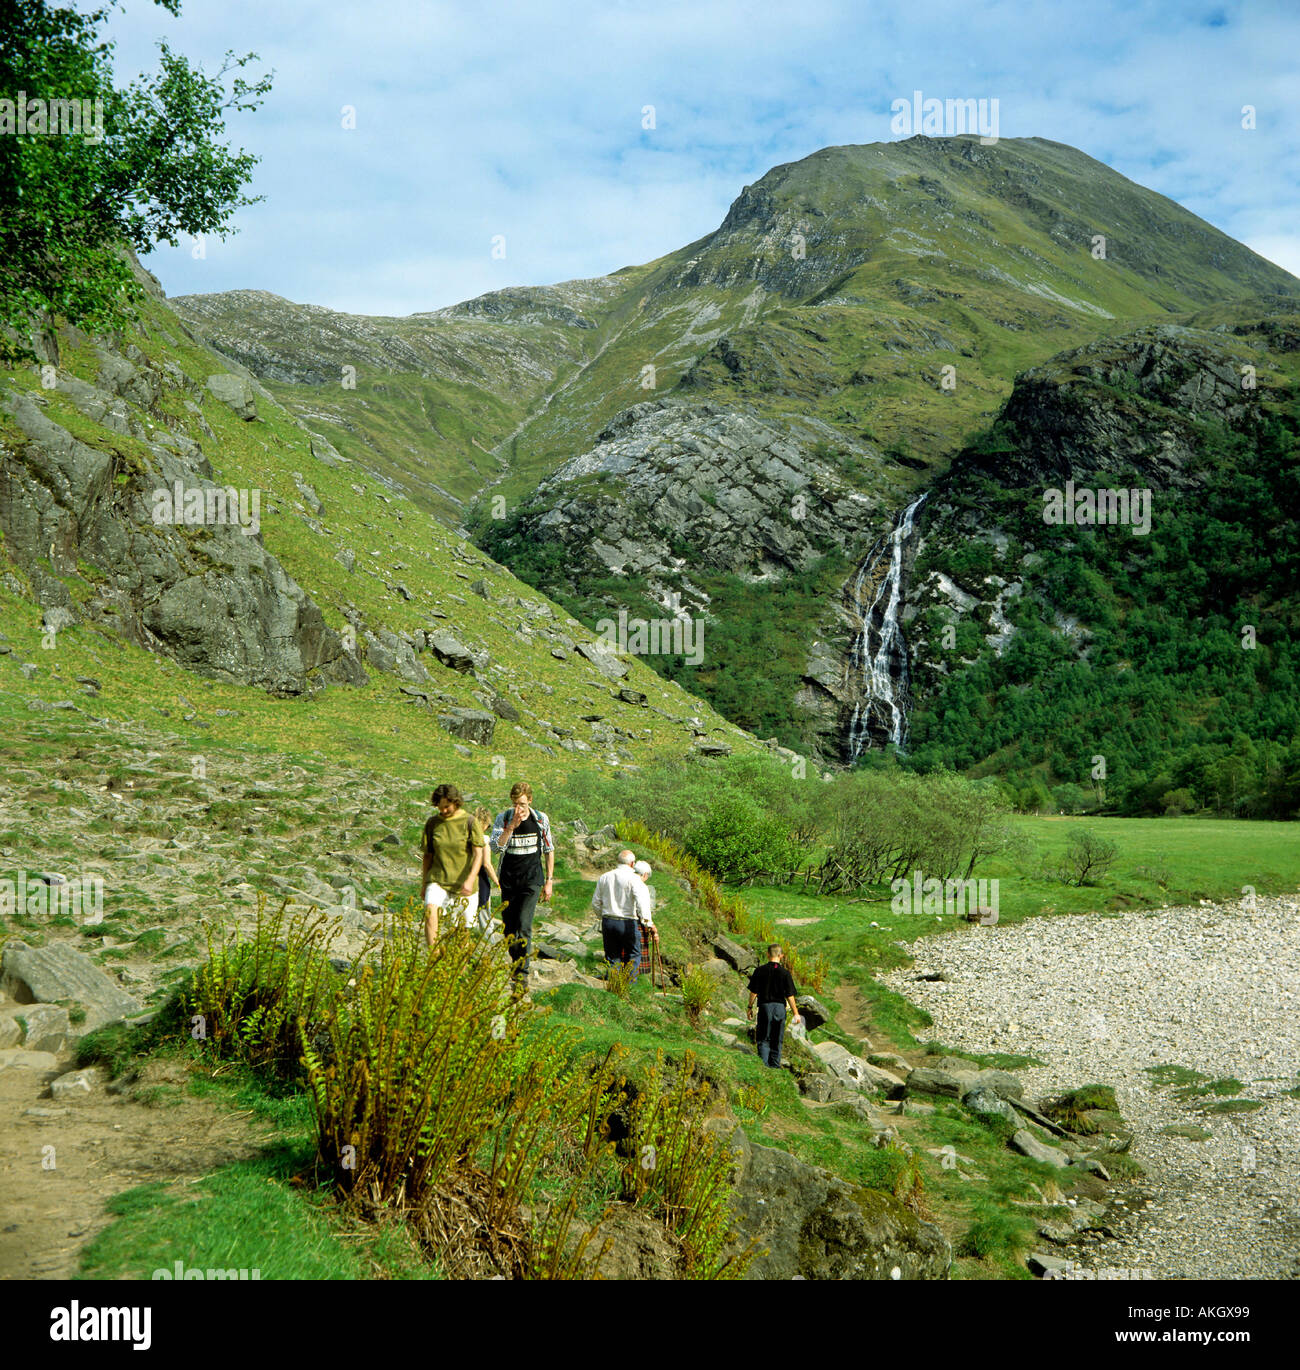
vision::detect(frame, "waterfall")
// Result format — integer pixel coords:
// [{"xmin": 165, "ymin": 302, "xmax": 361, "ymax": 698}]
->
[{"xmin": 845, "ymin": 493, "xmax": 927, "ymax": 762}]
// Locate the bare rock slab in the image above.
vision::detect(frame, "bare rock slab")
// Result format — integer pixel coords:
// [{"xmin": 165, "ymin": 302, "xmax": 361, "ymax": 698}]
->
[{"xmin": 1, "ymin": 941, "xmax": 140, "ymax": 1031}]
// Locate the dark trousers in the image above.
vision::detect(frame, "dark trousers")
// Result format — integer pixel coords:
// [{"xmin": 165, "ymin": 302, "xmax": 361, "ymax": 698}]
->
[
  {"xmin": 601, "ymin": 917, "xmax": 642, "ymax": 983},
  {"xmin": 500, "ymin": 884, "xmax": 542, "ymax": 978},
  {"xmin": 756, "ymin": 1001, "xmax": 787, "ymax": 1067}
]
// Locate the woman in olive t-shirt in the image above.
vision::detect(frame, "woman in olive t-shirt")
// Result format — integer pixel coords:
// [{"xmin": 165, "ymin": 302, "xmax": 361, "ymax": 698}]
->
[{"xmin": 419, "ymin": 784, "xmax": 485, "ymax": 947}]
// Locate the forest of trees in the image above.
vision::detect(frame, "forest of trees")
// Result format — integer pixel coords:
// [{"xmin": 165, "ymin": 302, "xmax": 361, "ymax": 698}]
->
[{"xmin": 906, "ymin": 406, "xmax": 1300, "ymax": 819}]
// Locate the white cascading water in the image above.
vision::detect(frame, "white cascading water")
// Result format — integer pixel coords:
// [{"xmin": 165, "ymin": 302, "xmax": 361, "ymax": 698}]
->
[{"xmin": 846, "ymin": 492, "xmax": 927, "ymax": 762}]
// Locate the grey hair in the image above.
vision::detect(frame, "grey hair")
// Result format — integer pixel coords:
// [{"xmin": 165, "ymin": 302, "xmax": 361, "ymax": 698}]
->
[{"xmin": 617, "ymin": 849, "xmax": 636, "ymax": 865}]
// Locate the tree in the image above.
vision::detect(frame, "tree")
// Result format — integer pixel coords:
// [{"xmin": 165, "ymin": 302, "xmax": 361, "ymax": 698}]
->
[{"xmin": 0, "ymin": 0, "xmax": 272, "ymax": 362}]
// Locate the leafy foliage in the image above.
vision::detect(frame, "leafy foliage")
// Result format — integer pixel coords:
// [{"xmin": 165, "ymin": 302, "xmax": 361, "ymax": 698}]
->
[{"xmin": 0, "ymin": 0, "xmax": 271, "ymax": 361}]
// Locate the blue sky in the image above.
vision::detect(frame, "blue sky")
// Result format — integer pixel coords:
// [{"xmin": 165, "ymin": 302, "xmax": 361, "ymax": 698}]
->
[{"xmin": 102, "ymin": 0, "xmax": 1300, "ymax": 315}]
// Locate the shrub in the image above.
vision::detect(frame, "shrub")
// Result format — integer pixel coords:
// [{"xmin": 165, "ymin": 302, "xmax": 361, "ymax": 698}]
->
[
  {"xmin": 680, "ymin": 966, "xmax": 714, "ymax": 1025},
  {"xmin": 188, "ymin": 897, "xmax": 341, "ymax": 1080},
  {"xmin": 605, "ymin": 962, "xmax": 633, "ymax": 999},
  {"xmin": 684, "ymin": 792, "xmax": 801, "ymax": 883},
  {"xmin": 1057, "ymin": 828, "xmax": 1119, "ymax": 885},
  {"xmin": 302, "ymin": 905, "xmax": 590, "ymax": 1219},
  {"xmin": 616, "ymin": 1049, "xmax": 755, "ymax": 1278}
]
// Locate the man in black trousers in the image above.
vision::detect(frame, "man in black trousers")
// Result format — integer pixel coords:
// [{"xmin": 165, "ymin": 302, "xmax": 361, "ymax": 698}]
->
[
  {"xmin": 746, "ymin": 944, "xmax": 802, "ymax": 1068},
  {"xmin": 489, "ymin": 780, "xmax": 554, "ymax": 986}
]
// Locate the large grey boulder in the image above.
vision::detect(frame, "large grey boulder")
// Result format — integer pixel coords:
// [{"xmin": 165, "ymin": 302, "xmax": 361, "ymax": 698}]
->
[
  {"xmin": 711, "ymin": 934, "xmax": 757, "ymax": 975},
  {"xmin": 18, "ymin": 1003, "xmax": 70, "ymax": 1053},
  {"xmin": 1, "ymin": 941, "xmax": 140, "ymax": 1032},
  {"xmin": 205, "ymin": 372, "xmax": 258, "ymax": 420},
  {"xmin": 1011, "ymin": 1128, "xmax": 1072, "ymax": 1169},
  {"xmin": 811, "ymin": 1041, "xmax": 906, "ymax": 1098},
  {"xmin": 438, "ymin": 708, "xmax": 496, "ymax": 746},
  {"xmin": 963, "ymin": 1085, "xmax": 1021, "ymax": 1127},
  {"xmin": 575, "ymin": 641, "xmax": 628, "ymax": 680},
  {"xmin": 726, "ymin": 1132, "xmax": 950, "ymax": 1280},
  {"xmin": 906, "ymin": 1067, "xmax": 972, "ymax": 1098},
  {"xmin": 427, "ymin": 631, "xmax": 477, "ymax": 674},
  {"xmin": 795, "ymin": 995, "xmax": 832, "ymax": 1031}
]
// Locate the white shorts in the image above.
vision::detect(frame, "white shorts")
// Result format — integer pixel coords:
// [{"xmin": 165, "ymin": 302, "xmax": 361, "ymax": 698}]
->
[{"xmin": 423, "ymin": 883, "xmax": 479, "ymax": 929}]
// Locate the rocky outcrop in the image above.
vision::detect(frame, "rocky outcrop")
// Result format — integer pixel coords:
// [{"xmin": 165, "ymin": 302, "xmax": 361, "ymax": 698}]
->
[
  {"xmin": 904, "ymin": 321, "xmax": 1276, "ymax": 711},
  {"xmin": 0, "ymin": 329, "xmax": 365, "ymax": 694},
  {"xmin": 507, "ymin": 398, "xmax": 885, "ymax": 598},
  {"xmin": 724, "ymin": 1128, "xmax": 951, "ymax": 1280}
]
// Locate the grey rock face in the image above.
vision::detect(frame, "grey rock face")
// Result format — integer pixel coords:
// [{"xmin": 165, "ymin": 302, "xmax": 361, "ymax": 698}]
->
[
  {"xmin": 727, "ymin": 1134, "xmax": 951, "ymax": 1280},
  {"xmin": 0, "ymin": 382, "xmax": 364, "ymax": 695}
]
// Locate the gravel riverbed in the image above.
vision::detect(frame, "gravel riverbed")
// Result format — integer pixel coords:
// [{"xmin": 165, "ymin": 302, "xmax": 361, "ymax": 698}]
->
[{"xmin": 881, "ymin": 895, "xmax": 1300, "ymax": 1280}]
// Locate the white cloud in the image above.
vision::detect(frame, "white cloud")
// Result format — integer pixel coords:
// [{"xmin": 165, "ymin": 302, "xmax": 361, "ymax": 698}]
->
[{"xmin": 106, "ymin": 0, "xmax": 1300, "ymax": 313}]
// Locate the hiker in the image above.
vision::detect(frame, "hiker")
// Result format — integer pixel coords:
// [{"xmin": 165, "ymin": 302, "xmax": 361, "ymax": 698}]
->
[
  {"xmin": 593, "ymin": 850, "xmax": 656, "ymax": 983},
  {"xmin": 746, "ymin": 944, "xmax": 801, "ymax": 1068},
  {"xmin": 420, "ymin": 783, "xmax": 486, "ymax": 948},
  {"xmin": 635, "ymin": 860, "xmax": 659, "ymax": 981},
  {"xmin": 473, "ymin": 806, "xmax": 501, "ymax": 932},
  {"xmin": 489, "ymin": 781, "xmax": 554, "ymax": 982}
]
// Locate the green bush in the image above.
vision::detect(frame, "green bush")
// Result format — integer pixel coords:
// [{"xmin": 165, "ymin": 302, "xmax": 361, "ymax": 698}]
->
[
  {"xmin": 684, "ymin": 791, "xmax": 801, "ymax": 883},
  {"xmin": 680, "ymin": 966, "xmax": 715, "ymax": 1025},
  {"xmin": 188, "ymin": 897, "xmax": 342, "ymax": 1080}
]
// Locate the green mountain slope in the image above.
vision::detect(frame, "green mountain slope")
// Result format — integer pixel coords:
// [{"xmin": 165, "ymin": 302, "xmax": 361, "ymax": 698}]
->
[
  {"xmin": 905, "ymin": 305, "xmax": 1300, "ymax": 817},
  {"xmin": 0, "ymin": 266, "xmax": 764, "ymax": 792}
]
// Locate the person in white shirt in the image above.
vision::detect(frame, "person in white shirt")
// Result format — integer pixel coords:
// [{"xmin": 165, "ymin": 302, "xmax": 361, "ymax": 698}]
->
[{"xmin": 592, "ymin": 849, "xmax": 656, "ymax": 984}]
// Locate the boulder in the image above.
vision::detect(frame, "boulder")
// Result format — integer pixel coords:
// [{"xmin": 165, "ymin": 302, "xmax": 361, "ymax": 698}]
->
[
  {"xmin": 616, "ymin": 687, "xmax": 647, "ymax": 706},
  {"xmin": 811, "ymin": 1042, "xmax": 906, "ymax": 1098},
  {"xmin": 795, "ymin": 994, "xmax": 832, "ymax": 1031},
  {"xmin": 868, "ymin": 1052, "xmax": 911, "ymax": 1073},
  {"xmin": 0, "ymin": 1048, "xmax": 60, "ymax": 1072},
  {"xmin": 427, "ymin": 631, "xmax": 477, "ymax": 674},
  {"xmin": 437, "ymin": 708, "xmax": 496, "ymax": 746},
  {"xmin": 711, "ymin": 934, "xmax": 757, "ymax": 974},
  {"xmin": 1027, "ymin": 1251, "xmax": 1072, "ymax": 1279},
  {"xmin": 18, "ymin": 1003, "xmax": 70, "ymax": 1053},
  {"xmin": 962, "ymin": 1085, "xmax": 1020, "ymax": 1127},
  {"xmin": 50, "ymin": 1066, "xmax": 105, "ymax": 1100},
  {"xmin": 0, "ymin": 1015, "xmax": 21, "ymax": 1049},
  {"xmin": 694, "ymin": 741, "xmax": 733, "ymax": 757},
  {"xmin": 1011, "ymin": 1128, "xmax": 1072, "ymax": 1169},
  {"xmin": 970, "ymin": 1068, "xmax": 1024, "ymax": 1100},
  {"xmin": 799, "ymin": 1074, "xmax": 835, "ymax": 1103},
  {"xmin": 698, "ymin": 957, "xmax": 735, "ymax": 981},
  {"xmin": 727, "ymin": 1135, "xmax": 951, "ymax": 1280},
  {"xmin": 1, "ymin": 941, "xmax": 140, "ymax": 1031},
  {"xmin": 905, "ymin": 1067, "xmax": 970, "ymax": 1098},
  {"xmin": 205, "ymin": 372, "xmax": 258, "ymax": 420},
  {"xmin": 491, "ymin": 694, "xmax": 521, "ymax": 722},
  {"xmin": 575, "ymin": 641, "xmax": 628, "ymax": 680}
]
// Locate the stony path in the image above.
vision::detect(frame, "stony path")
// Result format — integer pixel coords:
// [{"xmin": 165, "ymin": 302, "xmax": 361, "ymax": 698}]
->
[{"xmin": 882, "ymin": 895, "xmax": 1300, "ymax": 1280}]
